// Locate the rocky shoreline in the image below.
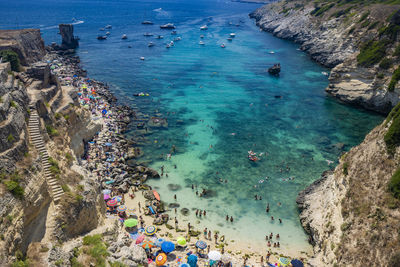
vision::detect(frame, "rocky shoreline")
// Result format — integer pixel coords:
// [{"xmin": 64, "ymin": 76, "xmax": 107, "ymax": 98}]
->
[{"xmin": 250, "ymin": 1, "xmax": 400, "ymax": 114}]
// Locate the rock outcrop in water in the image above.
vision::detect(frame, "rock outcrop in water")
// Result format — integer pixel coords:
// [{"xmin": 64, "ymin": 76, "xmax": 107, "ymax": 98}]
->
[
  {"xmin": 59, "ymin": 24, "xmax": 79, "ymax": 50},
  {"xmin": 250, "ymin": 1, "xmax": 400, "ymax": 114}
]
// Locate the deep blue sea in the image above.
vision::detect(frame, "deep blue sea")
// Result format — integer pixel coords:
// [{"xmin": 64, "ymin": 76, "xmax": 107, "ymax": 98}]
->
[{"xmin": 1, "ymin": 0, "xmax": 384, "ymax": 254}]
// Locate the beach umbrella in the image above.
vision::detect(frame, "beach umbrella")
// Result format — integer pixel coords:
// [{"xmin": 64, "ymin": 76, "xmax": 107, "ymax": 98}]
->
[
  {"xmin": 278, "ymin": 257, "xmax": 290, "ymax": 266},
  {"xmin": 113, "ymin": 195, "xmax": 122, "ymax": 202},
  {"xmin": 124, "ymin": 218, "xmax": 138, "ymax": 227},
  {"xmin": 187, "ymin": 254, "xmax": 198, "ymax": 267},
  {"xmin": 102, "ymin": 109, "xmax": 107, "ymax": 115},
  {"xmin": 127, "ymin": 210, "xmax": 136, "ymax": 217},
  {"xmin": 195, "ymin": 240, "xmax": 207, "ymax": 250},
  {"xmin": 208, "ymin": 251, "xmax": 221, "ymax": 261},
  {"xmin": 155, "ymin": 252, "xmax": 167, "ymax": 266},
  {"xmin": 136, "ymin": 235, "xmax": 145, "ymax": 244},
  {"xmin": 161, "ymin": 241, "xmax": 175, "ymax": 253},
  {"xmin": 103, "ymin": 194, "xmax": 110, "ymax": 200},
  {"xmin": 155, "ymin": 238, "xmax": 165, "ymax": 247},
  {"xmin": 179, "ymin": 264, "xmax": 190, "ymax": 267},
  {"xmin": 290, "ymin": 259, "xmax": 304, "ymax": 267},
  {"xmin": 117, "ymin": 205, "xmax": 127, "ymax": 212},
  {"xmin": 83, "ymin": 98, "xmax": 90, "ymax": 101},
  {"xmin": 177, "ymin": 236, "xmax": 187, "ymax": 246},
  {"xmin": 107, "ymin": 199, "xmax": 118, "ymax": 207},
  {"xmin": 102, "ymin": 189, "xmax": 111, "ymax": 194},
  {"xmin": 220, "ymin": 254, "xmax": 232, "ymax": 263},
  {"xmin": 105, "ymin": 142, "xmax": 112, "ymax": 147},
  {"xmin": 142, "ymin": 240, "xmax": 154, "ymax": 249},
  {"xmin": 145, "ymin": 225, "xmax": 157, "ymax": 236},
  {"xmin": 65, "ymin": 77, "xmax": 72, "ymax": 80}
]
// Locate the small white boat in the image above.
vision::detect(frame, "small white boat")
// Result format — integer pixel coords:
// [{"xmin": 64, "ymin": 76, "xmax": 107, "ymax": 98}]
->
[
  {"xmin": 174, "ymin": 37, "xmax": 182, "ymax": 41},
  {"xmin": 156, "ymin": 35, "xmax": 164, "ymax": 39},
  {"xmin": 200, "ymin": 25, "xmax": 208, "ymax": 30},
  {"xmin": 144, "ymin": 32, "xmax": 153, "ymax": 36},
  {"xmin": 199, "ymin": 41, "xmax": 205, "ymax": 45},
  {"xmin": 160, "ymin": 23, "xmax": 176, "ymax": 29},
  {"xmin": 230, "ymin": 33, "xmax": 236, "ymax": 37},
  {"xmin": 269, "ymin": 51, "xmax": 275, "ymax": 54},
  {"xmin": 140, "ymin": 57, "xmax": 145, "ymax": 60},
  {"xmin": 99, "ymin": 28, "xmax": 105, "ymax": 31},
  {"xmin": 121, "ymin": 34, "xmax": 128, "ymax": 39},
  {"xmin": 105, "ymin": 25, "xmax": 112, "ymax": 29},
  {"xmin": 106, "ymin": 32, "xmax": 110, "ymax": 35},
  {"xmin": 200, "ymin": 35, "xmax": 204, "ymax": 39},
  {"xmin": 322, "ymin": 72, "xmax": 329, "ymax": 76},
  {"xmin": 169, "ymin": 41, "xmax": 174, "ymax": 46},
  {"xmin": 227, "ymin": 37, "xmax": 233, "ymax": 41},
  {"xmin": 142, "ymin": 21, "xmax": 154, "ymax": 25},
  {"xmin": 166, "ymin": 44, "xmax": 171, "ymax": 48},
  {"xmin": 220, "ymin": 43, "xmax": 225, "ymax": 48},
  {"xmin": 148, "ymin": 42, "xmax": 155, "ymax": 47},
  {"xmin": 171, "ymin": 30, "xmax": 177, "ymax": 35}
]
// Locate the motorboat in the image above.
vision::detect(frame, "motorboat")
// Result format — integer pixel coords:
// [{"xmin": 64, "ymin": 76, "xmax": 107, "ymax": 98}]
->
[
  {"xmin": 156, "ymin": 35, "xmax": 164, "ymax": 39},
  {"xmin": 199, "ymin": 41, "xmax": 205, "ymax": 45},
  {"xmin": 174, "ymin": 37, "xmax": 181, "ymax": 41},
  {"xmin": 142, "ymin": 21, "xmax": 154, "ymax": 25},
  {"xmin": 99, "ymin": 28, "xmax": 105, "ymax": 31},
  {"xmin": 148, "ymin": 42, "xmax": 155, "ymax": 47},
  {"xmin": 144, "ymin": 32, "xmax": 153, "ymax": 36},
  {"xmin": 200, "ymin": 25, "xmax": 208, "ymax": 30},
  {"xmin": 160, "ymin": 23, "xmax": 176, "ymax": 29},
  {"xmin": 200, "ymin": 35, "xmax": 204, "ymax": 38},
  {"xmin": 105, "ymin": 25, "xmax": 112, "ymax": 29},
  {"xmin": 230, "ymin": 33, "xmax": 236, "ymax": 37},
  {"xmin": 169, "ymin": 41, "xmax": 174, "ymax": 46},
  {"xmin": 97, "ymin": 35, "xmax": 107, "ymax": 40},
  {"xmin": 171, "ymin": 30, "xmax": 177, "ymax": 35},
  {"xmin": 220, "ymin": 43, "xmax": 225, "ymax": 48},
  {"xmin": 166, "ymin": 44, "xmax": 171, "ymax": 48},
  {"xmin": 106, "ymin": 32, "xmax": 110, "ymax": 35},
  {"xmin": 121, "ymin": 34, "xmax": 128, "ymax": 39},
  {"xmin": 227, "ymin": 37, "xmax": 233, "ymax": 41},
  {"xmin": 269, "ymin": 51, "xmax": 275, "ymax": 54},
  {"xmin": 140, "ymin": 57, "xmax": 145, "ymax": 60}
]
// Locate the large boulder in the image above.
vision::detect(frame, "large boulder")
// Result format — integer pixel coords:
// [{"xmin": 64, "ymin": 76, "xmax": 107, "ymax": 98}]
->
[{"xmin": 59, "ymin": 24, "xmax": 79, "ymax": 50}]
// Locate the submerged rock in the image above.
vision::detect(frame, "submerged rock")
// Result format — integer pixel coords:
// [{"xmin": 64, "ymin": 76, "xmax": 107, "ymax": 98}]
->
[
  {"xmin": 167, "ymin": 183, "xmax": 182, "ymax": 191},
  {"xmin": 180, "ymin": 208, "xmax": 190, "ymax": 216},
  {"xmin": 268, "ymin": 63, "xmax": 281, "ymax": 76}
]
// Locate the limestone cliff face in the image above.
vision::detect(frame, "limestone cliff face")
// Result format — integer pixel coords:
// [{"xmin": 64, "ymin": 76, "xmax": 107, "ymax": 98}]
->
[
  {"xmin": 297, "ymin": 118, "xmax": 400, "ymax": 266},
  {"xmin": 250, "ymin": 1, "xmax": 400, "ymax": 114},
  {"xmin": 0, "ymin": 29, "xmax": 45, "ymax": 65}
]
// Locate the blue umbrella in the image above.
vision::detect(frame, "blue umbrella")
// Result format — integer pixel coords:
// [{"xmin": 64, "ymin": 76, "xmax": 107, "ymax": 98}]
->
[
  {"xmin": 105, "ymin": 142, "xmax": 112, "ymax": 147},
  {"xmin": 291, "ymin": 259, "xmax": 304, "ymax": 267},
  {"xmin": 179, "ymin": 264, "xmax": 190, "ymax": 267},
  {"xmin": 195, "ymin": 240, "xmax": 207, "ymax": 250},
  {"xmin": 161, "ymin": 241, "xmax": 175, "ymax": 253},
  {"xmin": 102, "ymin": 109, "xmax": 107, "ymax": 115},
  {"xmin": 187, "ymin": 254, "xmax": 198, "ymax": 267}
]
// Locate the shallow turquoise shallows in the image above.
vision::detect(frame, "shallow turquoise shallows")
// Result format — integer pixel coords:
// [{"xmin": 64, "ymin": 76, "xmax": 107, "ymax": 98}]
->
[{"xmin": 1, "ymin": 0, "xmax": 383, "ymax": 253}]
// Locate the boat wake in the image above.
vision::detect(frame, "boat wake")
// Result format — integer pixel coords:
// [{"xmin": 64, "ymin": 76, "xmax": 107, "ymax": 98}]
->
[
  {"xmin": 40, "ymin": 20, "xmax": 84, "ymax": 30},
  {"xmin": 153, "ymin": 7, "xmax": 170, "ymax": 18}
]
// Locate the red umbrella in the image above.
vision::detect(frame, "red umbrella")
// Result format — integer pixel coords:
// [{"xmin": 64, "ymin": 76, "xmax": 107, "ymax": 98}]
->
[
  {"xmin": 107, "ymin": 199, "xmax": 118, "ymax": 207},
  {"xmin": 136, "ymin": 235, "xmax": 145, "ymax": 244},
  {"xmin": 83, "ymin": 98, "xmax": 90, "ymax": 101}
]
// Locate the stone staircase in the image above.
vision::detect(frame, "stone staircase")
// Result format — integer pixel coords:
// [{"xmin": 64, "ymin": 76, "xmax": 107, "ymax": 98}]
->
[{"xmin": 28, "ymin": 109, "xmax": 64, "ymax": 203}]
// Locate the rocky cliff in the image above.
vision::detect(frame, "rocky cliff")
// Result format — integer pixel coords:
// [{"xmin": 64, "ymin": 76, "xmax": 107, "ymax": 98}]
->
[
  {"xmin": 0, "ymin": 29, "xmax": 45, "ymax": 65},
  {"xmin": 250, "ymin": 1, "xmax": 400, "ymax": 114}
]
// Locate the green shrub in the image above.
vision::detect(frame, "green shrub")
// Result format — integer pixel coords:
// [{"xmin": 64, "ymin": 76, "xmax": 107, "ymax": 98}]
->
[
  {"xmin": 109, "ymin": 262, "xmax": 127, "ymax": 267},
  {"xmin": 379, "ymin": 24, "xmax": 400, "ymax": 41},
  {"xmin": 389, "ymin": 168, "xmax": 400, "ymax": 199},
  {"xmin": 377, "ymin": 73, "xmax": 385, "ymax": 79},
  {"xmin": 5, "ymin": 180, "xmax": 24, "ymax": 198},
  {"xmin": 0, "ymin": 50, "xmax": 20, "ymax": 72},
  {"xmin": 361, "ymin": 20, "xmax": 370, "ymax": 28},
  {"xmin": 343, "ymin": 162, "xmax": 349, "ymax": 176},
  {"xmin": 48, "ymin": 157, "xmax": 60, "ymax": 175},
  {"xmin": 46, "ymin": 124, "xmax": 59, "ymax": 137},
  {"xmin": 394, "ymin": 45, "xmax": 400, "ymax": 57},
  {"xmin": 388, "ymin": 67, "xmax": 400, "ymax": 92},
  {"xmin": 63, "ymin": 114, "xmax": 70, "ymax": 120},
  {"xmin": 7, "ymin": 134, "xmax": 14, "ymax": 143},
  {"xmin": 379, "ymin": 58, "xmax": 393, "ymax": 69},
  {"xmin": 61, "ymin": 184, "xmax": 70, "ymax": 192},
  {"xmin": 348, "ymin": 27, "xmax": 356, "ymax": 34},
  {"xmin": 10, "ymin": 101, "xmax": 17, "ymax": 108},
  {"xmin": 11, "ymin": 260, "xmax": 29, "ymax": 267},
  {"xmin": 83, "ymin": 234, "xmax": 102, "ymax": 246},
  {"xmin": 65, "ymin": 152, "xmax": 73, "ymax": 162},
  {"xmin": 358, "ymin": 11, "xmax": 370, "ymax": 22},
  {"xmin": 384, "ymin": 103, "xmax": 400, "ymax": 154},
  {"xmin": 311, "ymin": 3, "xmax": 334, "ymax": 16},
  {"xmin": 357, "ymin": 40, "xmax": 388, "ymax": 67},
  {"xmin": 54, "ymin": 113, "xmax": 61, "ymax": 120},
  {"xmin": 368, "ymin": 21, "xmax": 380, "ymax": 30}
]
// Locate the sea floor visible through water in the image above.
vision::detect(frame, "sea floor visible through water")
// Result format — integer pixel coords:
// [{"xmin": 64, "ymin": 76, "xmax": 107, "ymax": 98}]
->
[{"xmin": 1, "ymin": 0, "xmax": 384, "ymax": 257}]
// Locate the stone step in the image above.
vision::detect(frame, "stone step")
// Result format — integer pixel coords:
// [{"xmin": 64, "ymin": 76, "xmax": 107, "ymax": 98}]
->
[{"xmin": 52, "ymin": 189, "xmax": 64, "ymax": 195}]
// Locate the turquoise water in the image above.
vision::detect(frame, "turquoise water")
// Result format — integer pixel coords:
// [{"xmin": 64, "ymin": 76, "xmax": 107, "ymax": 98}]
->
[{"xmin": 1, "ymin": 0, "xmax": 384, "ymax": 254}]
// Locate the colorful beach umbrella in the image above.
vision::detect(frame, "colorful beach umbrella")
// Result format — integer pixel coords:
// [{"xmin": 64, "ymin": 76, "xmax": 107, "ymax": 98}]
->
[
  {"xmin": 161, "ymin": 241, "xmax": 175, "ymax": 253},
  {"xmin": 208, "ymin": 251, "xmax": 221, "ymax": 261},
  {"xmin": 155, "ymin": 253, "xmax": 167, "ymax": 266},
  {"xmin": 103, "ymin": 194, "xmax": 110, "ymax": 200},
  {"xmin": 179, "ymin": 264, "xmax": 190, "ymax": 267},
  {"xmin": 113, "ymin": 195, "xmax": 122, "ymax": 202},
  {"xmin": 195, "ymin": 240, "xmax": 207, "ymax": 250},
  {"xmin": 187, "ymin": 254, "xmax": 198, "ymax": 267},
  {"xmin": 102, "ymin": 189, "xmax": 111, "ymax": 194},
  {"xmin": 117, "ymin": 205, "xmax": 127, "ymax": 212},
  {"xmin": 127, "ymin": 210, "xmax": 136, "ymax": 217},
  {"xmin": 136, "ymin": 235, "xmax": 145, "ymax": 244},
  {"xmin": 278, "ymin": 257, "xmax": 290, "ymax": 266},
  {"xmin": 155, "ymin": 238, "xmax": 165, "ymax": 247},
  {"xmin": 177, "ymin": 236, "xmax": 187, "ymax": 246},
  {"xmin": 124, "ymin": 218, "xmax": 138, "ymax": 227},
  {"xmin": 107, "ymin": 199, "xmax": 118, "ymax": 207},
  {"xmin": 142, "ymin": 240, "xmax": 154, "ymax": 249},
  {"xmin": 145, "ymin": 225, "xmax": 157, "ymax": 235}
]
